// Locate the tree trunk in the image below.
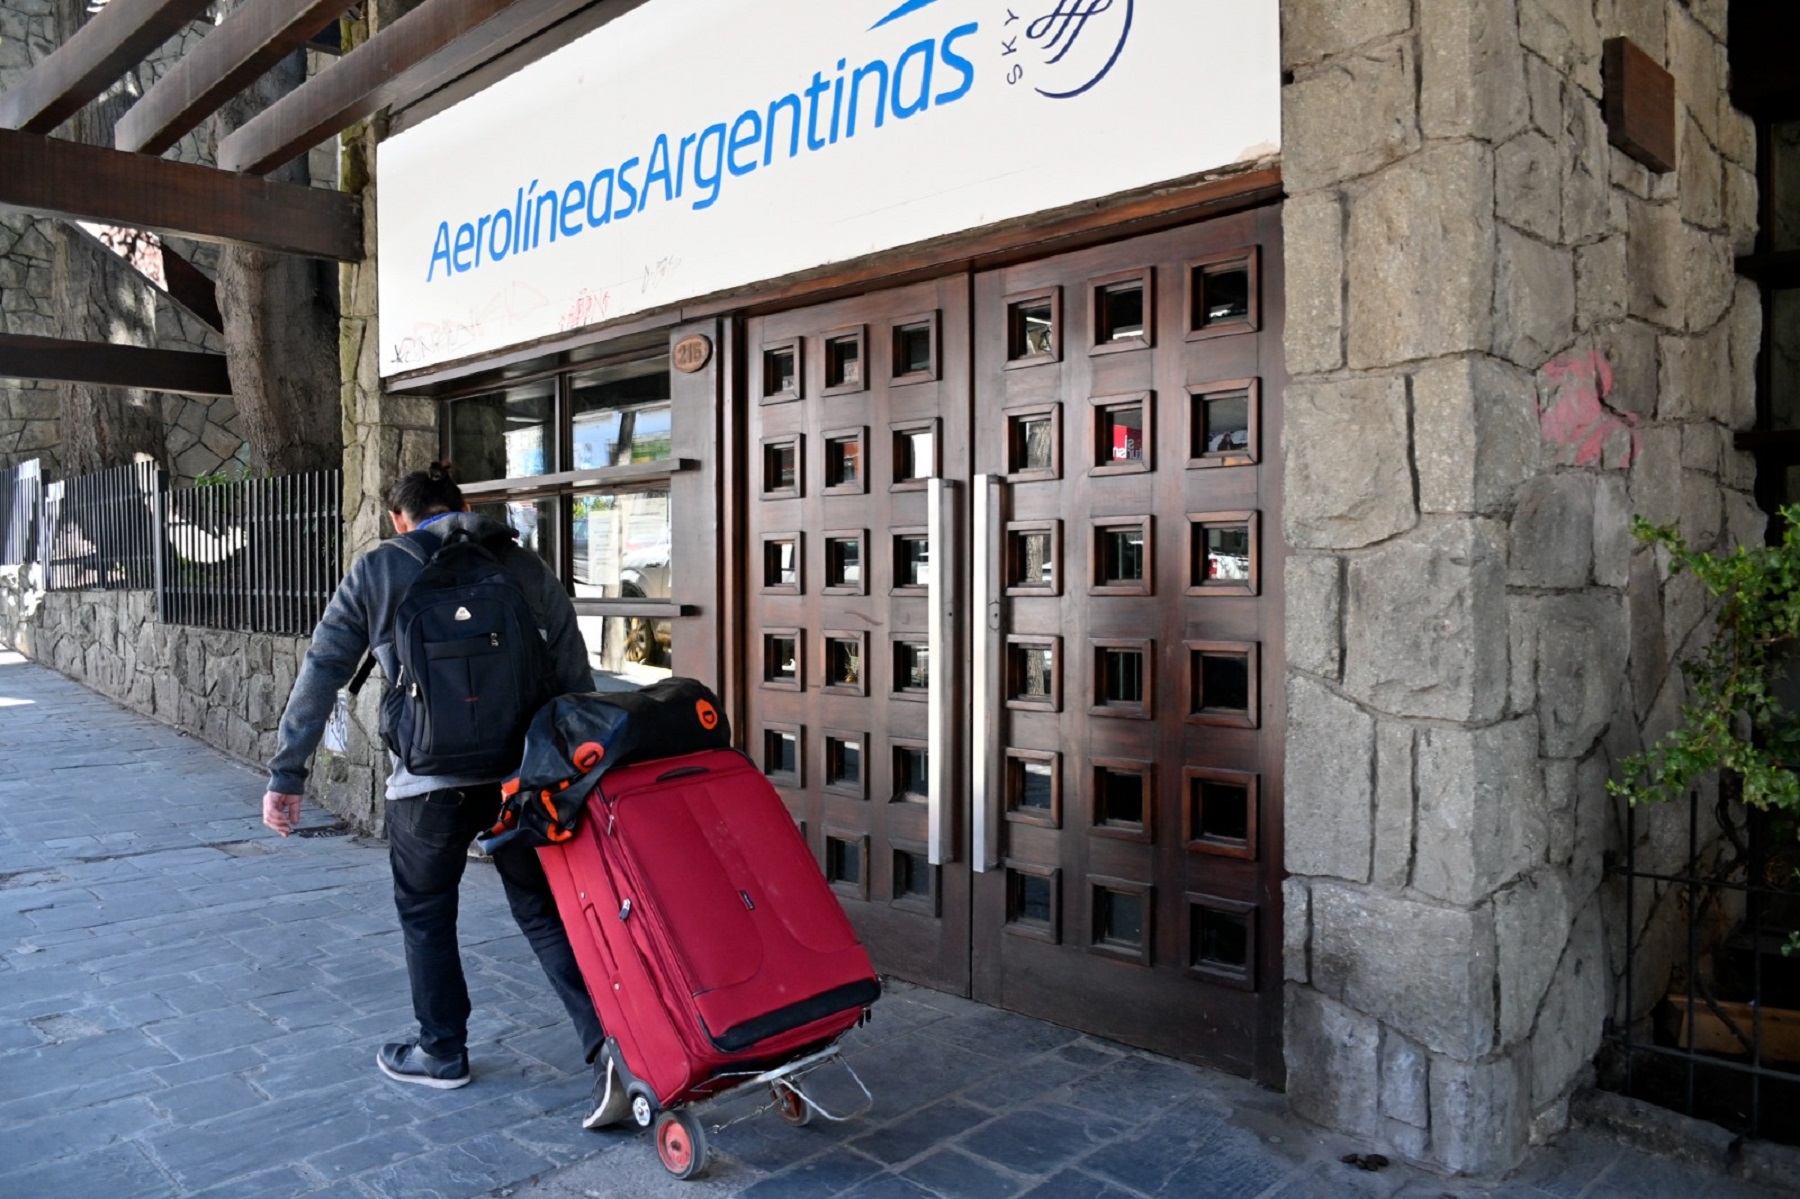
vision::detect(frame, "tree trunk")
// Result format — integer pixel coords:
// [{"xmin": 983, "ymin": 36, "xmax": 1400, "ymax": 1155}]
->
[{"xmin": 211, "ymin": 43, "xmax": 343, "ymax": 477}]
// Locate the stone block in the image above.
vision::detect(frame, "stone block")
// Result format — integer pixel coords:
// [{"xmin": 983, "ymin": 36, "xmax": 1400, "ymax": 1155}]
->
[
  {"xmin": 1419, "ymin": 0, "xmax": 1528, "ymax": 142},
  {"xmin": 1520, "ymin": 0, "xmax": 1602, "ymax": 97},
  {"xmin": 1561, "ymin": 93, "xmax": 1614, "ymax": 245},
  {"xmin": 1281, "ymin": 189, "xmax": 1344, "ymax": 375},
  {"xmin": 1414, "ymin": 355, "xmax": 1538, "ymax": 516},
  {"xmin": 1384, "ymin": 1117, "xmax": 1431, "ymax": 1161},
  {"xmin": 1284, "ymin": 676, "xmax": 1374, "ymax": 883},
  {"xmin": 1372, "ymin": 721, "xmax": 1415, "ymax": 889},
  {"xmin": 1284, "ymin": 877, "xmax": 1311, "ymax": 983},
  {"xmin": 1285, "ymin": 986, "xmax": 1381, "ymax": 1139},
  {"xmin": 1677, "ymin": 469, "xmax": 1724, "ymax": 553},
  {"xmin": 1685, "ymin": 231, "xmax": 1736, "ymax": 336},
  {"xmin": 1728, "ymin": 279, "xmax": 1763, "ymax": 432},
  {"xmin": 1570, "ymin": 752, "xmax": 1612, "ymax": 903},
  {"xmin": 1625, "ymin": 197, "xmax": 1684, "ymax": 331},
  {"xmin": 1347, "ymin": 142, "xmax": 1497, "ymax": 368},
  {"xmin": 1627, "ymin": 425, "xmax": 1681, "ymax": 525},
  {"xmin": 1496, "ymin": 132, "xmax": 1561, "ymax": 242},
  {"xmin": 1536, "ymin": 592, "xmax": 1628, "ymax": 758},
  {"xmin": 1283, "ymin": 39, "xmax": 1420, "ymax": 192},
  {"xmin": 1591, "ymin": 475, "xmax": 1631, "ymax": 589},
  {"xmin": 1309, "ymin": 882, "xmax": 1498, "ymax": 1059},
  {"xmin": 1680, "ymin": 423, "xmax": 1726, "ymax": 476},
  {"xmin": 1343, "ymin": 520, "xmax": 1508, "ymax": 723},
  {"xmin": 1381, "ymin": 1029, "xmax": 1429, "ymax": 1128},
  {"xmin": 1575, "ymin": 237, "xmax": 1627, "ymax": 330},
  {"xmin": 1430, "ymin": 1052, "xmax": 1531, "ymax": 1174},
  {"xmin": 1508, "ymin": 474, "xmax": 1594, "ymax": 589},
  {"xmin": 1529, "ymin": 904, "xmax": 1607, "ymax": 1108},
  {"xmin": 1285, "ymin": 555, "xmax": 1343, "ymax": 680},
  {"xmin": 1494, "ymin": 227, "xmax": 1576, "ymax": 370},
  {"xmin": 1495, "ymin": 871, "xmax": 1573, "ymax": 1045},
  {"xmin": 1284, "ymin": 376, "xmax": 1415, "ymax": 550},
  {"xmin": 1667, "ymin": 5, "xmax": 1725, "ymax": 148},
  {"xmin": 1509, "ymin": 594, "xmax": 1540, "ymax": 714},
  {"xmin": 1414, "ymin": 717, "xmax": 1548, "ymax": 906},
  {"xmin": 1677, "ymin": 113, "xmax": 1724, "ymax": 233},
  {"xmin": 1281, "ymin": 0, "xmax": 1413, "ymax": 68}
]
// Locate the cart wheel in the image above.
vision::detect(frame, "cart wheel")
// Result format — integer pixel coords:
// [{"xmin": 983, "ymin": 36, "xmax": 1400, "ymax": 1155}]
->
[
  {"xmin": 654, "ymin": 1109, "xmax": 708, "ymax": 1179},
  {"xmin": 629, "ymin": 1090, "xmax": 656, "ymax": 1130},
  {"xmin": 772, "ymin": 1081, "xmax": 812, "ymax": 1126}
]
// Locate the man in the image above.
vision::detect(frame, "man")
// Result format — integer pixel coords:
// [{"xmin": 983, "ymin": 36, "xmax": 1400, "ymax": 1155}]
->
[{"xmin": 263, "ymin": 462, "xmax": 623, "ymax": 1127}]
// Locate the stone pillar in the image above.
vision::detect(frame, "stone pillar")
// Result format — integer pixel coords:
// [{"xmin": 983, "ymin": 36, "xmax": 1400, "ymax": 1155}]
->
[{"xmin": 1278, "ymin": 0, "xmax": 1758, "ymax": 1174}]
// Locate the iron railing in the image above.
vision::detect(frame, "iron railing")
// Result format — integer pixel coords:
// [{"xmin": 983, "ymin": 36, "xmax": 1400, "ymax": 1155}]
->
[
  {"xmin": 159, "ymin": 471, "xmax": 341, "ymax": 636},
  {"xmin": 1605, "ymin": 785, "xmax": 1800, "ymax": 1144},
  {"xmin": 0, "ymin": 458, "xmax": 41, "ymax": 567},
  {"xmin": 41, "ymin": 461, "xmax": 163, "ymax": 590}
]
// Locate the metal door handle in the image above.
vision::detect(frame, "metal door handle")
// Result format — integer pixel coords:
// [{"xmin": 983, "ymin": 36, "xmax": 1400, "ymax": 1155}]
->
[
  {"xmin": 971, "ymin": 475, "xmax": 1002, "ymax": 872},
  {"xmin": 927, "ymin": 477, "xmax": 954, "ymax": 865}
]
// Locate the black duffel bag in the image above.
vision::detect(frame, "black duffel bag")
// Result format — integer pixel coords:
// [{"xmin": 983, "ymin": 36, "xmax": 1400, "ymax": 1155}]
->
[{"xmin": 480, "ymin": 677, "xmax": 730, "ymax": 851}]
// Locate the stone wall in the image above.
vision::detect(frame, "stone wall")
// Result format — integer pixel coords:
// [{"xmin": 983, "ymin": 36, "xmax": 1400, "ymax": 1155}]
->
[
  {"xmin": 0, "ymin": 571, "xmax": 384, "ymax": 830},
  {"xmin": 1279, "ymin": 0, "xmax": 1760, "ymax": 1175},
  {"xmin": 0, "ymin": 0, "xmax": 249, "ymax": 483}
]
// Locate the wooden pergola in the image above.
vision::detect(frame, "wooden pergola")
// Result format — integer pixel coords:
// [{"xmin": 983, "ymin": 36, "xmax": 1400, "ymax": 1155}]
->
[{"xmin": 0, "ymin": 0, "xmax": 619, "ymax": 395}]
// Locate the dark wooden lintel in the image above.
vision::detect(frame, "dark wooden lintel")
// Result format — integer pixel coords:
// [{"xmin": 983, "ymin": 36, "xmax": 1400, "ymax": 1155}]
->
[
  {"xmin": 0, "ymin": 0, "xmax": 215, "ymax": 134},
  {"xmin": 116, "ymin": 0, "xmax": 361, "ymax": 156},
  {"xmin": 218, "ymin": 0, "xmax": 609, "ymax": 175},
  {"xmin": 0, "ymin": 128, "xmax": 362, "ymax": 261},
  {"xmin": 0, "ymin": 334, "xmax": 232, "ymax": 397}
]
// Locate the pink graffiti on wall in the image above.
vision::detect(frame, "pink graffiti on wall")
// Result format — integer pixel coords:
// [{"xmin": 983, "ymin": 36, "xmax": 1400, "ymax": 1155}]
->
[{"xmin": 1537, "ymin": 349, "xmax": 1640, "ymax": 468}]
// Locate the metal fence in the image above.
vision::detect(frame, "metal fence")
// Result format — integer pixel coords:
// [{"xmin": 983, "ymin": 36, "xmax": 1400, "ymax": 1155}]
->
[
  {"xmin": 41, "ymin": 461, "xmax": 163, "ymax": 590},
  {"xmin": 0, "ymin": 458, "xmax": 41, "ymax": 567},
  {"xmin": 159, "ymin": 471, "xmax": 342, "ymax": 636},
  {"xmin": 1605, "ymin": 784, "xmax": 1800, "ymax": 1145}
]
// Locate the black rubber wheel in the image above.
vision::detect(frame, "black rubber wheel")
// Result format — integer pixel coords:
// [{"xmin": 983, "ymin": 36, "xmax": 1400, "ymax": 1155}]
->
[
  {"xmin": 654, "ymin": 1109, "xmax": 709, "ymax": 1180},
  {"xmin": 772, "ymin": 1081, "xmax": 811, "ymax": 1126}
]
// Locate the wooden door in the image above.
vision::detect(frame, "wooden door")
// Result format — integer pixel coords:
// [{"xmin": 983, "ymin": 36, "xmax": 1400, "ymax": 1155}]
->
[
  {"xmin": 968, "ymin": 208, "xmax": 1287, "ymax": 1083},
  {"xmin": 741, "ymin": 277, "xmax": 973, "ymax": 993}
]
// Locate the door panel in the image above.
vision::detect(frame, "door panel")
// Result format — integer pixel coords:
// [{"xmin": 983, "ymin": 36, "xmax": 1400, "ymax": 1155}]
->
[
  {"xmin": 737, "ymin": 207, "xmax": 1285, "ymax": 1083},
  {"xmin": 742, "ymin": 278, "xmax": 973, "ymax": 994},
  {"xmin": 969, "ymin": 208, "xmax": 1286, "ymax": 1084}
]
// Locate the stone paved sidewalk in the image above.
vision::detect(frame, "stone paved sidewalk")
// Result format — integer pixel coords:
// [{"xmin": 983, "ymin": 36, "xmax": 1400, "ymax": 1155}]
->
[{"xmin": 0, "ymin": 650, "xmax": 1787, "ymax": 1199}]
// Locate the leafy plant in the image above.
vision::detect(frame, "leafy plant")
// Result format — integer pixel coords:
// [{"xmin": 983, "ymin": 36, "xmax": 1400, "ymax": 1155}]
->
[{"xmin": 1610, "ymin": 509, "xmax": 1800, "ymax": 816}]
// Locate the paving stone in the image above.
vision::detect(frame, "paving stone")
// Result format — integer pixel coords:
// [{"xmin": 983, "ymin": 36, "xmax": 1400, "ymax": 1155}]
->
[
  {"xmin": 899, "ymin": 1147, "xmax": 1025, "ymax": 1199},
  {"xmin": 0, "ymin": 1141, "xmax": 179, "ymax": 1199},
  {"xmin": 852, "ymin": 1098, "xmax": 996, "ymax": 1165},
  {"xmin": 1016, "ymin": 1172, "xmax": 1143, "ymax": 1199},
  {"xmin": 743, "ymin": 1147, "xmax": 886, "ymax": 1199},
  {"xmin": 958, "ymin": 1103, "xmax": 1124, "ymax": 1176}
]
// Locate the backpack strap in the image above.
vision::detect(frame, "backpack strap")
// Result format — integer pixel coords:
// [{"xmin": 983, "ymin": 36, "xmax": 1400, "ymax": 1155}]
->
[{"xmin": 346, "ymin": 652, "xmax": 378, "ymax": 696}]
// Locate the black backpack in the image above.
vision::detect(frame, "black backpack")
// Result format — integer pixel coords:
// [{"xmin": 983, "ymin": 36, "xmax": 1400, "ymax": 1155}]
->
[{"xmin": 378, "ymin": 526, "xmax": 558, "ymax": 778}]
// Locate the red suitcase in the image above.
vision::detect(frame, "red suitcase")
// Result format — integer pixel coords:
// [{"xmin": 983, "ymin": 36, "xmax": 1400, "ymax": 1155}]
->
[{"xmin": 538, "ymin": 748, "xmax": 879, "ymax": 1177}]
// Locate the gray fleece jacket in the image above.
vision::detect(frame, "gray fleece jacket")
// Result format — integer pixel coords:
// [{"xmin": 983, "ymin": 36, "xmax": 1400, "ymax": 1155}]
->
[{"xmin": 266, "ymin": 511, "xmax": 592, "ymax": 801}]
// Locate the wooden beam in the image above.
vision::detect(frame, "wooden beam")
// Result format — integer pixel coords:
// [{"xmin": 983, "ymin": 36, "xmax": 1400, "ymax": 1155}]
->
[
  {"xmin": 217, "ymin": 0, "xmax": 603, "ymax": 175},
  {"xmin": 116, "ymin": 0, "xmax": 360, "ymax": 156},
  {"xmin": 0, "ymin": 0, "xmax": 215, "ymax": 134},
  {"xmin": 0, "ymin": 334, "xmax": 232, "ymax": 397},
  {"xmin": 0, "ymin": 128, "xmax": 362, "ymax": 260}
]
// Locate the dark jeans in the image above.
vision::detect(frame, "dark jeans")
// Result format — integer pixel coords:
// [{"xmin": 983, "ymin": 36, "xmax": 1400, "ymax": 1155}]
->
[{"xmin": 386, "ymin": 785, "xmax": 603, "ymax": 1063}]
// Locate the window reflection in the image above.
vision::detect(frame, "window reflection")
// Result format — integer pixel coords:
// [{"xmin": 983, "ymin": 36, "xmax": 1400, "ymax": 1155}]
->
[
  {"xmin": 571, "ymin": 360, "xmax": 672, "ymax": 468},
  {"xmin": 471, "ymin": 498, "xmax": 553, "ymax": 565},
  {"xmin": 448, "ymin": 383, "xmax": 553, "ymax": 483}
]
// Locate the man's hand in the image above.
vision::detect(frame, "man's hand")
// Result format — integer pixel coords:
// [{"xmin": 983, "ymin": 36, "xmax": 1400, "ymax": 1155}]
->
[{"xmin": 264, "ymin": 792, "xmax": 302, "ymax": 836}]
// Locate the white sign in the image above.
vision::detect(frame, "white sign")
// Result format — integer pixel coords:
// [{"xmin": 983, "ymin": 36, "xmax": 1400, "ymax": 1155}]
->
[{"xmin": 377, "ymin": 0, "xmax": 1280, "ymax": 375}]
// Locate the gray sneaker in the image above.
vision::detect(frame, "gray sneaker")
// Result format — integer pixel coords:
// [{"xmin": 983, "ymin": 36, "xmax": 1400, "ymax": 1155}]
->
[{"xmin": 377, "ymin": 1041, "xmax": 471, "ymax": 1089}]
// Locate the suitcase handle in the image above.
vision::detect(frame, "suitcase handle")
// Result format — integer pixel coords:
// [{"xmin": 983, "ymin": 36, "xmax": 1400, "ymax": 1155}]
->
[{"xmin": 655, "ymin": 765, "xmax": 710, "ymax": 782}]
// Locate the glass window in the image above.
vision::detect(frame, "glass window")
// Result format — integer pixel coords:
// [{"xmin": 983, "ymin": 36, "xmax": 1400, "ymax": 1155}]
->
[
  {"xmin": 1774, "ymin": 289, "xmax": 1800, "ymax": 430},
  {"xmin": 571, "ymin": 360, "xmax": 673, "ymax": 468},
  {"xmin": 572, "ymin": 489, "xmax": 670, "ymax": 601},
  {"xmin": 470, "ymin": 497, "xmax": 554, "ymax": 565},
  {"xmin": 577, "ymin": 613, "xmax": 672, "ymax": 688},
  {"xmin": 447, "ymin": 382, "xmax": 553, "ymax": 483},
  {"xmin": 1774, "ymin": 119, "xmax": 1800, "ymax": 253}
]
